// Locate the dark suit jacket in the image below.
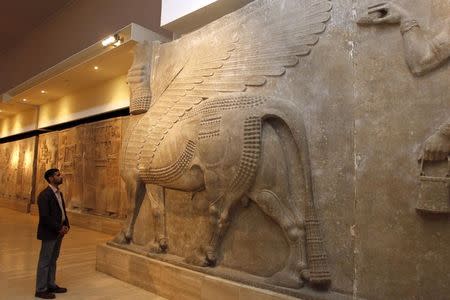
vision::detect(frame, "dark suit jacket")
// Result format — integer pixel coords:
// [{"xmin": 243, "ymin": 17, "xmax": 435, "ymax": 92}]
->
[{"xmin": 37, "ymin": 186, "xmax": 70, "ymax": 240}]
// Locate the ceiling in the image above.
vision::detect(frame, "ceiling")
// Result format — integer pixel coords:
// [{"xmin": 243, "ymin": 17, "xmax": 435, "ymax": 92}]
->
[{"xmin": 0, "ymin": 1, "xmax": 73, "ymax": 54}]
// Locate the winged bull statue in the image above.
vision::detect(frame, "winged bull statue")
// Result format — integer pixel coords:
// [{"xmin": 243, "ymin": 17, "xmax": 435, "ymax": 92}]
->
[{"xmin": 112, "ymin": 0, "xmax": 332, "ymax": 289}]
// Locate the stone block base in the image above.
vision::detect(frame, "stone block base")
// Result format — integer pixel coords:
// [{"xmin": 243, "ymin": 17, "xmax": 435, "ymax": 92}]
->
[
  {"xmin": 66, "ymin": 211, "xmax": 124, "ymax": 235},
  {"xmin": 0, "ymin": 198, "xmax": 29, "ymax": 213},
  {"xmin": 97, "ymin": 244, "xmax": 351, "ymax": 300},
  {"xmin": 29, "ymin": 203, "xmax": 39, "ymax": 215}
]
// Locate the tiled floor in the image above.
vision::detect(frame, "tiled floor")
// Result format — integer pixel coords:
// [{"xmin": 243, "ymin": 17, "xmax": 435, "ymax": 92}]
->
[{"xmin": 0, "ymin": 207, "xmax": 165, "ymax": 300}]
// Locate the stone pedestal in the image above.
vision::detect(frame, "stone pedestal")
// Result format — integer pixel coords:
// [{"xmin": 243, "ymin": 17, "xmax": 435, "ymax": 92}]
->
[
  {"xmin": 66, "ymin": 211, "xmax": 123, "ymax": 235},
  {"xmin": 0, "ymin": 198, "xmax": 30, "ymax": 213},
  {"xmin": 30, "ymin": 204, "xmax": 123, "ymax": 235},
  {"xmin": 96, "ymin": 244, "xmax": 352, "ymax": 300}
]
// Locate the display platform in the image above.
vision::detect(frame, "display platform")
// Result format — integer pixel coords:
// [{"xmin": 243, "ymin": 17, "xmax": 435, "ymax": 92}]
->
[
  {"xmin": 0, "ymin": 198, "xmax": 29, "ymax": 213},
  {"xmin": 30, "ymin": 204, "xmax": 123, "ymax": 235},
  {"xmin": 97, "ymin": 243, "xmax": 353, "ymax": 300}
]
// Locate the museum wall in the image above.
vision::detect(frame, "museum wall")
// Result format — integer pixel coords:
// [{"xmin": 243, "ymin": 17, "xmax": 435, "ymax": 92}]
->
[
  {"xmin": 0, "ymin": 136, "xmax": 36, "ymax": 212},
  {"xmin": 0, "ymin": 108, "xmax": 39, "ymax": 138},
  {"xmin": 38, "ymin": 75, "xmax": 130, "ymax": 129}
]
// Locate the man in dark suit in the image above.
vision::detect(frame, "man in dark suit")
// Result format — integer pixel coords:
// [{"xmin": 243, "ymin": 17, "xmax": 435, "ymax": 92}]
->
[{"xmin": 35, "ymin": 168, "xmax": 70, "ymax": 299}]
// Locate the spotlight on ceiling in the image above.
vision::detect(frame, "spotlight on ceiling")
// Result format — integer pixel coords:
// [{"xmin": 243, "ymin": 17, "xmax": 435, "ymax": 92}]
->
[{"xmin": 101, "ymin": 34, "xmax": 122, "ymax": 47}]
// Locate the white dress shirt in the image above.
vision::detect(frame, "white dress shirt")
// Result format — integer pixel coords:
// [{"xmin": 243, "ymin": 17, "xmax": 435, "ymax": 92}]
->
[{"xmin": 49, "ymin": 184, "xmax": 66, "ymax": 223}]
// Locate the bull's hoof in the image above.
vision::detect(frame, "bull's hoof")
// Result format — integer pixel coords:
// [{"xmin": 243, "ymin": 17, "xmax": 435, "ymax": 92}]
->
[
  {"xmin": 145, "ymin": 241, "xmax": 165, "ymax": 254},
  {"xmin": 159, "ymin": 237, "xmax": 168, "ymax": 252},
  {"xmin": 266, "ymin": 270, "xmax": 304, "ymax": 289},
  {"xmin": 185, "ymin": 252, "xmax": 209, "ymax": 267},
  {"xmin": 112, "ymin": 231, "xmax": 130, "ymax": 244},
  {"xmin": 205, "ymin": 250, "xmax": 217, "ymax": 266}
]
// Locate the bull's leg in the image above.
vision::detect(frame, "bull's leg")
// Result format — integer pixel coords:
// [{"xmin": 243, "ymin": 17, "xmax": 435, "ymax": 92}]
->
[
  {"xmin": 112, "ymin": 179, "xmax": 146, "ymax": 244},
  {"xmin": 144, "ymin": 184, "xmax": 167, "ymax": 253},
  {"xmin": 205, "ymin": 193, "xmax": 241, "ymax": 265},
  {"xmin": 248, "ymin": 189, "xmax": 307, "ymax": 289},
  {"xmin": 185, "ymin": 169, "xmax": 230, "ymax": 266}
]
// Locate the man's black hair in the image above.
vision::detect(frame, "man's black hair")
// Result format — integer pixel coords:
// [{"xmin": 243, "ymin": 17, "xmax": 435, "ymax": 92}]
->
[{"xmin": 44, "ymin": 168, "xmax": 60, "ymax": 183}]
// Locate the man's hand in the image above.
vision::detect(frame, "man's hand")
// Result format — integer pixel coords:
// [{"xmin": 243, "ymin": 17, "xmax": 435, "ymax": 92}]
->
[
  {"xmin": 422, "ymin": 132, "xmax": 450, "ymax": 161},
  {"xmin": 358, "ymin": 1, "xmax": 411, "ymax": 25},
  {"xmin": 59, "ymin": 225, "xmax": 69, "ymax": 236}
]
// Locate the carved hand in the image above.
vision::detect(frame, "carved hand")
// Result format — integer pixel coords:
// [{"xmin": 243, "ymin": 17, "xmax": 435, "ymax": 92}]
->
[
  {"xmin": 127, "ymin": 42, "xmax": 152, "ymax": 95},
  {"xmin": 127, "ymin": 64, "xmax": 149, "ymax": 93},
  {"xmin": 422, "ymin": 132, "xmax": 450, "ymax": 161},
  {"xmin": 358, "ymin": 1, "xmax": 412, "ymax": 25}
]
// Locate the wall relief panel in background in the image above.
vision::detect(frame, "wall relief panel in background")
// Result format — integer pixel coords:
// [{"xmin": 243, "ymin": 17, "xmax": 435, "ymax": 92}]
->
[
  {"xmin": 34, "ymin": 117, "xmax": 128, "ymax": 219},
  {"xmin": 0, "ymin": 137, "xmax": 36, "ymax": 211}
]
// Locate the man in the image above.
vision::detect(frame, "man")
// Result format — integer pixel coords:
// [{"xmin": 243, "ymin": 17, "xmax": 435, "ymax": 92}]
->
[
  {"xmin": 35, "ymin": 169, "xmax": 70, "ymax": 299},
  {"xmin": 358, "ymin": 1, "xmax": 450, "ymax": 160}
]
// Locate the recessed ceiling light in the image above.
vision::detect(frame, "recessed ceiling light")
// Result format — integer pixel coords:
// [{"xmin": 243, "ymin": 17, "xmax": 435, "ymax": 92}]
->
[
  {"xmin": 94, "ymin": 66, "xmax": 99, "ymax": 70},
  {"xmin": 101, "ymin": 35, "xmax": 116, "ymax": 47},
  {"xmin": 22, "ymin": 98, "xmax": 27, "ymax": 102},
  {"xmin": 41, "ymin": 90, "xmax": 46, "ymax": 94}
]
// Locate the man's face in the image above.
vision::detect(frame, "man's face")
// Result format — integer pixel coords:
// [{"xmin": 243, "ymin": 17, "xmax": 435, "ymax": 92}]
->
[{"xmin": 50, "ymin": 172, "xmax": 63, "ymax": 186}]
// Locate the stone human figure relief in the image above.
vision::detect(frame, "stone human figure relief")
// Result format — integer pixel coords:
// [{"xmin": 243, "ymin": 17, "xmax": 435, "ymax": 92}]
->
[
  {"xmin": 417, "ymin": 119, "xmax": 450, "ymax": 213},
  {"xmin": 358, "ymin": 2, "xmax": 450, "ymax": 213},
  {"xmin": 357, "ymin": 1, "xmax": 450, "ymax": 76},
  {"xmin": 113, "ymin": 0, "xmax": 332, "ymax": 289}
]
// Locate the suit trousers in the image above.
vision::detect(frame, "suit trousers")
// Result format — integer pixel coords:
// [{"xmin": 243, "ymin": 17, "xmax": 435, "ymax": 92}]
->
[{"xmin": 36, "ymin": 236, "xmax": 63, "ymax": 292}]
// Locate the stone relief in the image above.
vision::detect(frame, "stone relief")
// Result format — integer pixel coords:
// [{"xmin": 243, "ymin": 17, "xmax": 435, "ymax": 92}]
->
[
  {"xmin": 112, "ymin": 0, "xmax": 333, "ymax": 290},
  {"xmin": 36, "ymin": 132, "xmax": 59, "ymax": 199},
  {"xmin": 357, "ymin": 1, "xmax": 450, "ymax": 76},
  {"xmin": 0, "ymin": 137, "xmax": 35, "ymax": 209},
  {"xmin": 417, "ymin": 119, "xmax": 450, "ymax": 213},
  {"xmin": 35, "ymin": 119, "xmax": 128, "ymax": 218},
  {"xmin": 358, "ymin": 2, "xmax": 450, "ymax": 214}
]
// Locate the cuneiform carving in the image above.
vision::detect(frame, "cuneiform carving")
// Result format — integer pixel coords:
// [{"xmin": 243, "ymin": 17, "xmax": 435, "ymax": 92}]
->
[
  {"xmin": 113, "ymin": 0, "xmax": 332, "ymax": 290},
  {"xmin": 357, "ymin": 1, "xmax": 450, "ymax": 76}
]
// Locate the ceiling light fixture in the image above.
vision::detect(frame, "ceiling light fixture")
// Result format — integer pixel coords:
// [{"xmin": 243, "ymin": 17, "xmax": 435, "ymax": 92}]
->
[
  {"xmin": 94, "ymin": 66, "xmax": 99, "ymax": 70},
  {"xmin": 101, "ymin": 34, "xmax": 122, "ymax": 47},
  {"xmin": 22, "ymin": 98, "xmax": 27, "ymax": 102},
  {"xmin": 41, "ymin": 90, "xmax": 46, "ymax": 94}
]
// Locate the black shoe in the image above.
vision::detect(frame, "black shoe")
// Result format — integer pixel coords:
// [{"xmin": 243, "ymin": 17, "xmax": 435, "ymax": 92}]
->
[
  {"xmin": 48, "ymin": 285, "xmax": 67, "ymax": 293},
  {"xmin": 35, "ymin": 291, "xmax": 56, "ymax": 299}
]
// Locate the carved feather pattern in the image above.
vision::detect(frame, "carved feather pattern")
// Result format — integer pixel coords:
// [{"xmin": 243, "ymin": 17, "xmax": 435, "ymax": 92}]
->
[{"xmin": 137, "ymin": 0, "xmax": 332, "ymax": 170}]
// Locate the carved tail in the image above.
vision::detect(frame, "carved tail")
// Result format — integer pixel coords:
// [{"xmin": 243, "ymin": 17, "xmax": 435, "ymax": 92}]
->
[{"xmin": 261, "ymin": 98, "xmax": 331, "ymax": 286}]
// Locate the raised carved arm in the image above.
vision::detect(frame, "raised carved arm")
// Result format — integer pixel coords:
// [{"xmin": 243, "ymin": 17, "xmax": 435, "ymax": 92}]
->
[{"xmin": 358, "ymin": 1, "xmax": 450, "ymax": 76}]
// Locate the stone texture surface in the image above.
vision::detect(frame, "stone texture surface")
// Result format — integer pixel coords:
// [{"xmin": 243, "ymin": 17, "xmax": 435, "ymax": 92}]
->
[
  {"xmin": 97, "ymin": 244, "xmax": 341, "ymax": 300},
  {"xmin": 35, "ymin": 118, "xmax": 128, "ymax": 219},
  {"xmin": 353, "ymin": 1, "xmax": 450, "ymax": 299},
  {"xmin": 112, "ymin": 0, "xmax": 450, "ymax": 298},
  {"xmin": 0, "ymin": 136, "xmax": 36, "ymax": 212}
]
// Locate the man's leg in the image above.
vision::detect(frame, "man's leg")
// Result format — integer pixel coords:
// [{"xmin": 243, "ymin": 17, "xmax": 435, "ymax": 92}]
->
[
  {"xmin": 47, "ymin": 236, "xmax": 63, "ymax": 289},
  {"xmin": 36, "ymin": 239, "xmax": 57, "ymax": 293}
]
